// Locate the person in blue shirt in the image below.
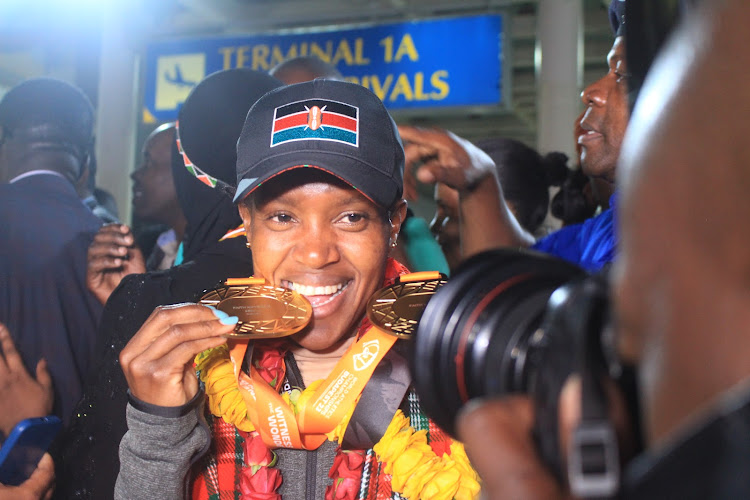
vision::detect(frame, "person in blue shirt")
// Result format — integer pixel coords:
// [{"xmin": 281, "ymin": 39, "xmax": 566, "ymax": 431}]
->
[{"xmin": 399, "ymin": 0, "xmax": 629, "ymax": 272}]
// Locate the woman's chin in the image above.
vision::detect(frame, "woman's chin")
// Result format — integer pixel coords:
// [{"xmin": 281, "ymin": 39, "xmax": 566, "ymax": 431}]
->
[{"xmin": 290, "ymin": 326, "xmax": 356, "ymax": 355}]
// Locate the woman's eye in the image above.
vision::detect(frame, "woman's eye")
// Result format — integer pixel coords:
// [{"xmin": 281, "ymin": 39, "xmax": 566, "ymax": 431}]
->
[
  {"xmin": 270, "ymin": 213, "xmax": 293, "ymax": 224},
  {"xmin": 337, "ymin": 212, "xmax": 370, "ymax": 227},
  {"xmin": 614, "ymin": 69, "xmax": 630, "ymax": 83}
]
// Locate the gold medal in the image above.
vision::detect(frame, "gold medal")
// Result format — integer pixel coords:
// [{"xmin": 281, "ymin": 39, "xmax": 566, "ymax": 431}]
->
[
  {"xmin": 367, "ymin": 271, "xmax": 448, "ymax": 339},
  {"xmin": 199, "ymin": 278, "xmax": 312, "ymax": 339}
]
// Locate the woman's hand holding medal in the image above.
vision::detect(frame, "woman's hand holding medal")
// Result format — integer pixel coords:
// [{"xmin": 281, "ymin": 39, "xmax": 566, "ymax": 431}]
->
[{"xmin": 119, "ymin": 304, "xmax": 238, "ymax": 407}]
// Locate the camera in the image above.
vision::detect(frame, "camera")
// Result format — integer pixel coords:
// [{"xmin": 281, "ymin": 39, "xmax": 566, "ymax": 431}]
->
[{"xmin": 412, "ymin": 248, "xmax": 625, "ymax": 497}]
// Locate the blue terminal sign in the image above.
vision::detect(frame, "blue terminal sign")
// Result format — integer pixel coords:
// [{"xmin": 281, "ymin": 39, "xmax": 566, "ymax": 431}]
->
[{"xmin": 142, "ymin": 14, "xmax": 503, "ymax": 123}]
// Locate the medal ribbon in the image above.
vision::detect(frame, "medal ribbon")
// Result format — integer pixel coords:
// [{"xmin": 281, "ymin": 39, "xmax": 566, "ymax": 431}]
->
[{"xmin": 229, "ymin": 326, "xmax": 397, "ymax": 449}]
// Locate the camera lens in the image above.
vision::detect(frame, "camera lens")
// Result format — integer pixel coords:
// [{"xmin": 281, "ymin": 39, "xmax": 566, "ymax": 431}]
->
[{"xmin": 412, "ymin": 249, "xmax": 585, "ymax": 437}]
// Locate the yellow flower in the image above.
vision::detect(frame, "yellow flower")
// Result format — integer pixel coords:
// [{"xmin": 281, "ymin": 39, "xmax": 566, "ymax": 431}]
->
[
  {"xmin": 401, "ymin": 456, "xmax": 441, "ymax": 499},
  {"xmin": 323, "ymin": 391, "xmax": 362, "ymax": 444},
  {"xmin": 372, "ymin": 410, "xmax": 482, "ymax": 500},
  {"xmin": 448, "ymin": 442, "xmax": 481, "ymax": 499},
  {"xmin": 454, "ymin": 476, "xmax": 482, "ymax": 500},
  {"xmin": 195, "ymin": 345, "xmax": 222, "ymax": 366},
  {"xmin": 392, "ymin": 447, "xmax": 432, "ymax": 487},
  {"xmin": 295, "ymin": 380, "xmax": 323, "ymax": 414},
  {"xmin": 379, "ymin": 430, "xmax": 411, "ymax": 470},
  {"xmin": 449, "ymin": 442, "xmax": 476, "ymax": 477},
  {"xmin": 196, "ymin": 346, "xmax": 229, "ymax": 372},
  {"xmin": 380, "ymin": 432, "xmax": 411, "ymax": 471},
  {"xmin": 374, "ymin": 410, "xmax": 426, "ymax": 472},
  {"xmin": 205, "ymin": 372, "xmax": 236, "ymax": 393},
  {"xmin": 281, "ymin": 392, "xmax": 292, "ymax": 406},
  {"xmin": 379, "ymin": 410, "xmax": 409, "ymax": 443},
  {"xmin": 374, "ymin": 412, "xmax": 447, "ymax": 498},
  {"xmin": 419, "ymin": 458, "xmax": 461, "ymax": 500},
  {"xmin": 326, "ymin": 404, "xmax": 352, "ymax": 444},
  {"xmin": 392, "ymin": 450, "xmax": 435, "ymax": 492},
  {"xmin": 195, "ymin": 346, "xmax": 255, "ymax": 432}
]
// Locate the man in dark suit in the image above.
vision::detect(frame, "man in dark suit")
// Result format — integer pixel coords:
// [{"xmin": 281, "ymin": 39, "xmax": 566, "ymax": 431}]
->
[{"xmin": 0, "ymin": 78, "xmax": 103, "ymax": 429}]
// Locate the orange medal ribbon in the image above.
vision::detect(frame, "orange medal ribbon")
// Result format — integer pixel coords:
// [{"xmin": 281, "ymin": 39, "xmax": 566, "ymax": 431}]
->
[{"xmin": 228, "ymin": 326, "xmax": 397, "ymax": 450}]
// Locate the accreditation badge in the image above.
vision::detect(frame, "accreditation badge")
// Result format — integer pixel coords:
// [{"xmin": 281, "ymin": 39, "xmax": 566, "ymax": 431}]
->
[
  {"xmin": 199, "ymin": 278, "xmax": 312, "ymax": 339},
  {"xmin": 366, "ymin": 271, "xmax": 448, "ymax": 339}
]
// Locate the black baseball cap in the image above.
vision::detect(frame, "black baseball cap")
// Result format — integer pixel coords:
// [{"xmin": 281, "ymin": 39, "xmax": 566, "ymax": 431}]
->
[{"xmin": 233, "ymin": 79, "xmax": 404, "ymax": 209}]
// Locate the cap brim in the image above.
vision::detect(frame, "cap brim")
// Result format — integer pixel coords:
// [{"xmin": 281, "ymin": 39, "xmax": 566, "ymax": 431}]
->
[
  {"xmin": 233, "ymin": 163, "xmax": 379, "ymax": 207},
  {"xmin": 233, "ymin": 149, "xmax": 400, "ymax": 207}
]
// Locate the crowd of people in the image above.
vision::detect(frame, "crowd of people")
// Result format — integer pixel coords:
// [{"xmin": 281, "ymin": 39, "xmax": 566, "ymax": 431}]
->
[{"xmin": 1, "ymin": 0, "xmax": 748, "ymax": 498}]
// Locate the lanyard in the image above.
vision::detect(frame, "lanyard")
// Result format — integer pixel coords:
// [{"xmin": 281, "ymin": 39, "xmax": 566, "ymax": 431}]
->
[{"xmin": 228, "ymin": 326, "xmax": 397, "ymax": 450}]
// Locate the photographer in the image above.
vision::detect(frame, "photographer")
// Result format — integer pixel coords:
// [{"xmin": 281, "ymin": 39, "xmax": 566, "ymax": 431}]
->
[{"xmin": 456, "ymin": 0, "xmax": 750, "ymax": 498}]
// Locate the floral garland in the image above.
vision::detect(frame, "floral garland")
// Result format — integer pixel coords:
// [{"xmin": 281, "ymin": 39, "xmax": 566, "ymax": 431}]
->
[
  {"xmin": 374, "ymin": 411, "xmax": 479, "ymax": 500},
  {"xmin": 195, "ymin": 343, "xmax": 480, "ymax": 500}
]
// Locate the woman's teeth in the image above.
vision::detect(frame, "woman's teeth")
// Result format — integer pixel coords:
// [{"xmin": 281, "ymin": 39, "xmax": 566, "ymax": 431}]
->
[{"xmin": 285, "ymin": 281, "xmax": 346, "ymax": 296}]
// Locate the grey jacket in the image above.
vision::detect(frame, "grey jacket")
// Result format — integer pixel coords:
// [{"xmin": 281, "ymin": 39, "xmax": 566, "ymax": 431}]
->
[
  {"xmin": 115, "ymin": 398, "xmax": 209, "ymax": 500},
  {"xmin": 115, "ymin": 394, "xmax": 338, "ymax": 499}
]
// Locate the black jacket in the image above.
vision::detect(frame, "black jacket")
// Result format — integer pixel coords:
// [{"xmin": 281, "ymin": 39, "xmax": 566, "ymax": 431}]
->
[
  {"xmin": 53, "ymin": 235, "xmax": 253, "ymax": 499},
  {"xmin": 0, "ymin": 174, "xmax": 103, "ymax": 426},
  {"xmin": 622, "ymin": 386, "xmax": 750, "ymax": 500},
  {"xmin": 54, "ymin": 142, "xmax": 253, "ymax": 499}
]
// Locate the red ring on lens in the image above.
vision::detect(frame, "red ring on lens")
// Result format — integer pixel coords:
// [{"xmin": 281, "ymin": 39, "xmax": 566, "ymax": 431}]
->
[{"xmin": 455, "ymin": 273, "xmax": 532, "ymax": 403}]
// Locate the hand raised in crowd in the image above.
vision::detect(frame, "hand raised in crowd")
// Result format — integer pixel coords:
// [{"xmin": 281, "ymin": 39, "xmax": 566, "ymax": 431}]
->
[
  {"xmin": 398, "ymin": 125, "xmax": 534, "ymax": 251},
  {"xmin": 119, "ymin": 304, "xmax": 236, "ymax": 407},
  {"xmin": 398, "ymin": 125, "xmax": 499, "ymax": 195},
  {"xmin": 86, "ymin": 224, "xmax": 146, "ymax": 305},
  {"xmin": 0, "ymin": 323, "xmax": 53, "ymax": 438},
  {"xmin": 0, "ymin": 453, "xmax": 55, "ymax": 500}
]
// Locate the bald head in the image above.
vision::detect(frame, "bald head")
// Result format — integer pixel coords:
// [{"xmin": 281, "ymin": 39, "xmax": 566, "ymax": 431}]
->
[
  {"xmin": 269, "ymin": 56, "xmax": 344, "ymax": 85},
  {"xmin": 614, "ymin": 0, "xmax": 750, "ymax": 448}
]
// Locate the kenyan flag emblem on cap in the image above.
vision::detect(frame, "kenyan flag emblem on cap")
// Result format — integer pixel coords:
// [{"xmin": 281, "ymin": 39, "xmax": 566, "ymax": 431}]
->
[{"xmin": 271, "ymin": 98, "xmax": 359, "ymax": 148}]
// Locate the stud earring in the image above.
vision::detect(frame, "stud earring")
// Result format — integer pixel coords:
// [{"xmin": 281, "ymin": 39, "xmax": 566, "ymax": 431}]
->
[{"xmin": 245, "ymin": 242, "xmax": 251, "ymax": 249}]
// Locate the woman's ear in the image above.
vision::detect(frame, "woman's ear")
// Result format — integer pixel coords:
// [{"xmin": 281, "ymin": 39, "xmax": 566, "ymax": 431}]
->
[
  {"xmin": 237, "ymin": 202, "xmax": 253, "ymax": 242},
  {"xmin": 389, "ymin": 200, "xmax": 408, "ymax": 244}
]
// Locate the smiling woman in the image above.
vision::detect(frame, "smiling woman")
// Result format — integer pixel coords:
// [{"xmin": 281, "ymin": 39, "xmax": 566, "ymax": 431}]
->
[
  {"xmin": 239, "ymin": 170, "xmax": 401, "ymax": 356},
  {"xmin": 115, "ymin": 80, "xmax": 480, "ymax": 500}
]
